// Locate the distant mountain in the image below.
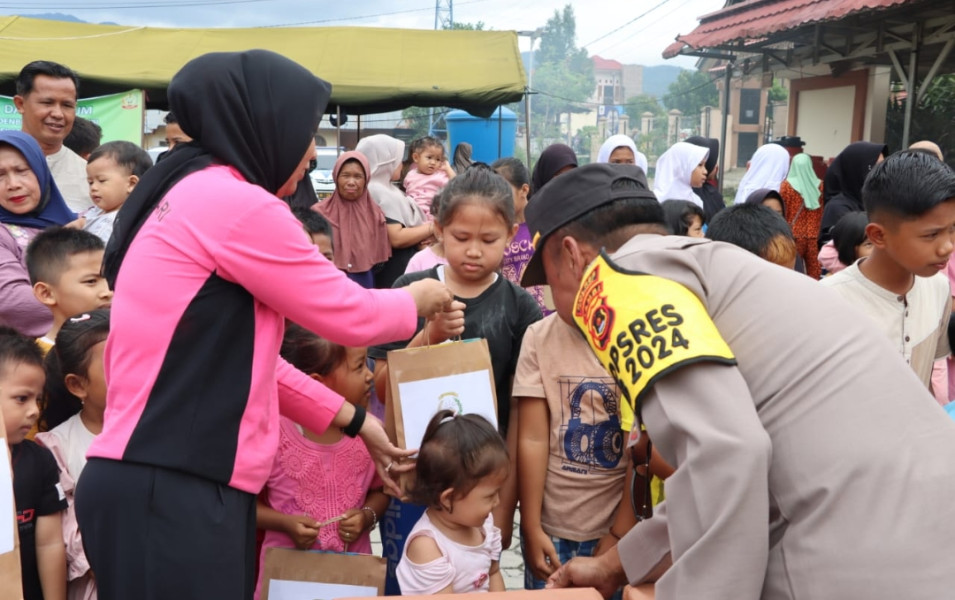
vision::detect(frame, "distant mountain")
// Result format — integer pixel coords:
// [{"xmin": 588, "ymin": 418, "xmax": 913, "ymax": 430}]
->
[
  {"xmin": 642, "ymin": 64, "xmax": 687, "ymax": 100},
  {"xmin": 18, "ymin": 13, "xmax": 119, "ymax": 26},
  {"xmin": 20, "ymin": 12, "xmax": 85, "ymax": 23}
]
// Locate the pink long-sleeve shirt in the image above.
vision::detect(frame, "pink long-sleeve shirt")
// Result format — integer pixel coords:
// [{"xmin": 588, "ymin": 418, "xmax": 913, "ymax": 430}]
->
[{"xmin": 87, "ymin": 165, "xmax": 417, "ymax": 493}]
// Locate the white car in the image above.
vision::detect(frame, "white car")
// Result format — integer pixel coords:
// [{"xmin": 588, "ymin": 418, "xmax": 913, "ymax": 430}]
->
[{"xmin": 309, "ymin": 147, "xmax": 342, "ymax": 200}]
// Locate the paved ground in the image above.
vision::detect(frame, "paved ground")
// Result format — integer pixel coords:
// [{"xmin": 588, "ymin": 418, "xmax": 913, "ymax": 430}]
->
[{"xmin": 370, "ymin": 509, "xmax": 526, "ymax": 590}]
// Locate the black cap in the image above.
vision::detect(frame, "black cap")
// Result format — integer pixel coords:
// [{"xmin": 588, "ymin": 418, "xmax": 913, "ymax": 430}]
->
[{"xmin": 521, "ymin": 163, "xmax": 657, "ymax": 287}]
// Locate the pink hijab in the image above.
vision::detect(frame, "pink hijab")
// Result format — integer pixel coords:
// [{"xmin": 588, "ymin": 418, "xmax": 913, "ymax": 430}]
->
[{"xmin": 315, "ymin": 151, "xmax": 391, "ymax": 273}]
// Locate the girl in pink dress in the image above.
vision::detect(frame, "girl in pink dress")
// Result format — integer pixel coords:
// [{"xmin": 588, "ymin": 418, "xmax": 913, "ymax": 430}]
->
[
  {"xmin": 254, "ymin": 323, "xmax": 389, "ymax": 599},
  {"xmin": 397, "ymin": 411, "xmax": 509, "ymax": 594}
]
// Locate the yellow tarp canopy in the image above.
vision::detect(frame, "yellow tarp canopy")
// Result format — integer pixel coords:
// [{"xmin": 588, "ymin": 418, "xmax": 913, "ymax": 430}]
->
[{"xmin": 0, "ymin": 15, "xmax": 526, "ymax": 117}]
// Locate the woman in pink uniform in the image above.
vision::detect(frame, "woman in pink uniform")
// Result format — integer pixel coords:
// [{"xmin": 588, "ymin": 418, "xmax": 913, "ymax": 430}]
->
[{"xmin": 74, "ymin": 50, "xmax": 452, "ymax": 600}]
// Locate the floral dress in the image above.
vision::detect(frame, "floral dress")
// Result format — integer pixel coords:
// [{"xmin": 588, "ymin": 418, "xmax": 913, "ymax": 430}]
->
[{"xmin": 780, "ymin": 181, "xmax": 824, "ymax": 279}]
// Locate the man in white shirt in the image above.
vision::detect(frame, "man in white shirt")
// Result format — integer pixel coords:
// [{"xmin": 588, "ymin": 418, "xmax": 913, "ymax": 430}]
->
[{"xmin": 15, "ymin": 60, "xmax": 92, "ymax": 214}]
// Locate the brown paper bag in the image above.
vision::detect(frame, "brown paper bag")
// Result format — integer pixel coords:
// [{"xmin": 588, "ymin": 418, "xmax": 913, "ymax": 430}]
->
[
  {"xmin": 260, "ymin": 548, "xmax": 386, "ymax": 599},
  {"xmin": 387, "ymin": 338, "xmax": 498, "ymax": 448},
  {"xmin": 386, "ymin": 339, "xmax": 498, "ymax": 497}
]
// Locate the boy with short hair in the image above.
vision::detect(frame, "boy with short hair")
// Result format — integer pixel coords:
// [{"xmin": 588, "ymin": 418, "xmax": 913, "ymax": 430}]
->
[
  {"xmin": 706, "ymin": 203, "xmax": 799, "ymax": 270},
  {"xmin": 25, "ymin": 227, "xmax": 111, "ymax": 352},
  {"xmin": 62, "ymin": 117, "xmax": 101, "ymax": 161},
  {"xmin": 0, "ymin": 326, "xmax": 68, "ymax": 600},
  {"xmin": 81, "ymin": 141, "xmax": 152, "ymax": 243},
  {"xmin": 292, "ymin": 206, "xmax": 335, "ymax": 262},
  {"xmin": 514, "ymin": 312, "xmax": 635, "ymax": 596},
  {"xmin": 822, "ymin": 150, "xmax": 955, "ymax": 392}
]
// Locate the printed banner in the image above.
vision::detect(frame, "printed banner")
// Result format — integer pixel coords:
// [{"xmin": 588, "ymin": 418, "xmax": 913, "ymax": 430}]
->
[{"xmin": 0, "ymin": 89, "xmax": 144, "ymax": 145}]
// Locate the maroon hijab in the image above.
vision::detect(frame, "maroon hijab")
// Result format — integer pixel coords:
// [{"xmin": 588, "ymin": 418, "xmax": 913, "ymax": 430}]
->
[{"xmin": 315, "ymin": 151, "xmax": 391, "ymax": 272}]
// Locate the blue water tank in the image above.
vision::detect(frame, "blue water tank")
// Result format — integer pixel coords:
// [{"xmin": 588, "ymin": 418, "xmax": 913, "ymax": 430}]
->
[{"xmin": 445, "ymin": 107, "xmax": 517, "ymax": 163}]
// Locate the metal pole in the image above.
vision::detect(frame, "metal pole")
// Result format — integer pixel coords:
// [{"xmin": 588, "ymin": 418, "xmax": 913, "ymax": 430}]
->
[
  {"xmin": 902, "ymin": 33, "xmax": 919, "ymax": 148},
  {"xmin": 335, "ymin": 105, "xmax": 342, "ymax": 153},
  {"xmin": 524, "ymin": 90, "xmax": 531, "ymax": 165},
  {"xmin": 528, "ymin": 33, "xmax": 536, "ymax": 164},
  {"xmin": 718, "ymin": 60, "xmax": 733, "ymax": 196},
  {"xmin": 498, "ymin": 107, "xmax": 503, "ymax": 159},
  {"xmin": 356, "ymin": 114, "xmax": 361, "ymax": 145}
]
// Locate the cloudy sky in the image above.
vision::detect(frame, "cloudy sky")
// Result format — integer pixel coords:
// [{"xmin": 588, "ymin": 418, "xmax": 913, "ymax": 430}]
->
[{"xmin": 16, "ymin": 0, "xmax": 725, "ymax": 67}]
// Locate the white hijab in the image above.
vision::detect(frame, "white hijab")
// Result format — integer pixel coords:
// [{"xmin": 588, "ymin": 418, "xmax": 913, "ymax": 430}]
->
[
  {"xmin": 652, "ymin": 142, "xmax": 708, "ymax": 208},
  {"xmin": 596, "ymin": 134, "xmax": 649, "ymax": 173},
  {"xmin": 597, "ymin": 134, "xmax": 650, "ymax": 174},
  {"xmin": 733, "ymin": 143, "xmax": 791, "ymax": 205},
  {"xmin": 355, "ymin": 134, "xmax": 425, "ymax": 226}
]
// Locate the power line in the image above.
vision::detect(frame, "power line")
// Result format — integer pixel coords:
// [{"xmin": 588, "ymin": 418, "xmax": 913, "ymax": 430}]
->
[
  {"xmin": 531, "ymin": 71, "xmax": 721, "ymax": 111},
  {"xmin": 262, "ymin": 5, "xmax": 435, "ymax": 27},
  {"xmin": 10, "ymin": 0, "xmax": 274, "ymax": 8},
  {"xmin": 590, "ymin": 0, "xmax": 697, "ymax": 56},
  {"xmin": 581, "ymin": 0, "xmax": 673, "ymax": 49}
]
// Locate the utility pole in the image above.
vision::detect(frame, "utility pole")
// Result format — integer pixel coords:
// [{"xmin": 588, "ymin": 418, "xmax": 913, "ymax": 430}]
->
[
  {"xmin": 435, "ymin": 0, "xmax": 453, "ymax": 29},
  {"xmin": 430, "ymin": 0, "xmax": 454, "ymax": 135},
  {"xmin": 518, "ymin": 28, "xmax": 542, "ymax": 164}
]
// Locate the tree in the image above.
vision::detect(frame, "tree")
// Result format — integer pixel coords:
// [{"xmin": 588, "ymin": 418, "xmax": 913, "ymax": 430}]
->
[
  {"xmin": 446, "ymin": 21, "xmax": 485, "ymax": 30},
  {"xmin": 768, "ymin": 82, "xmax": 788, "ymax": 104},
  {"xmin": 663, "ymin": 70, "xmax": 719, "ymax": 116},
  {"xmin": 886, "ymin": 73, "xmax": 955, "ymax": 167},
  {"xmin": 625, "ymin": 94, "xmax": 664, "ymax": 124},
  {"xmin": 401, "ymin": 106, "xmax": 446, "ymax": 140},
  {"xmin": 528, "ymin": 4, "xmax": 595, "ymax": 151}
]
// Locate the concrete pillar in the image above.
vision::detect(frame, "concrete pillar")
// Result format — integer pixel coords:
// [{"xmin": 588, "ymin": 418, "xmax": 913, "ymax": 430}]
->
[{"xmin": 668, "ymin": 109, "xmax": 683, "ymax": 145}]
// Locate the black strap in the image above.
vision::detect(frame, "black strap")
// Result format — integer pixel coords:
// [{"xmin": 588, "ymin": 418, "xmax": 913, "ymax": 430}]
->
[{"xmin": 342, "ymin": 404, "xmax": 366, "ymax": 438}]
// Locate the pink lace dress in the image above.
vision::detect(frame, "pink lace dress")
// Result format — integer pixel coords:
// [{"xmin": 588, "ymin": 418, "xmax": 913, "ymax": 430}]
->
[{"xmin": 255, "ymin": 417, "xmax": 381, "ymax": 596}]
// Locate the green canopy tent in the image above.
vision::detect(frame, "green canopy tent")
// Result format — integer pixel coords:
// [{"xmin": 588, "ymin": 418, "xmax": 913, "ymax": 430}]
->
[{"xmin": 0, "ymin": 15, "xmax": 526, "ymax": 117}]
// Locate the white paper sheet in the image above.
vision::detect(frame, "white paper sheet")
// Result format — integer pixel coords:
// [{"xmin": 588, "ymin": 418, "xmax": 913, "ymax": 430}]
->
[
  {"xmin": 397, "ymin": 369, "xmax": 497, "ymax": 450},
  {"xmin": 267, "ymin": 578, "xmax": 377, "ymax": 600},
  {"xmin": 0, "ymin": 436, "xmax": 13, "ymax": 554}
]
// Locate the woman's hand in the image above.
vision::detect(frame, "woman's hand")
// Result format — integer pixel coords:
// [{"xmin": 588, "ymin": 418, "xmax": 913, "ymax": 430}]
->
[
  {"xmin": 405, "ymin": 279, "xmax": 454, "ymax": 319},
  {"xmin": 283, "ymin": 514, "xmax": 320, "ymax": 550},
  {"xmin": 424, "ymin": 300, "xmax": 466, "ymax": 345},
  {"xmin": 359, "ymin": 416, "xmax": 416, "ymax": 497}
]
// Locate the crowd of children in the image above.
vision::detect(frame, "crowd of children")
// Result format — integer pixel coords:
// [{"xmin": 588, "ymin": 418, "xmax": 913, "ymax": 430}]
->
[{"xmin": 4, "ymin": 56, "xmax": 955, "ymax": 600}]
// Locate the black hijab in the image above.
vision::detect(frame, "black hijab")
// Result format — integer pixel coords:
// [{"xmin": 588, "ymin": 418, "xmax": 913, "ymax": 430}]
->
[
  {"xmin": 104, "ymin": 49, "xmax": 332, "ymax": 285},
  {"xmin": 823, "ymin": 141, "xmax": 887, "ymax": 204},
  {"xmin": 685, "ymin": 136, "xmax": 719, "ymax": 177},
  {"xmin": 530, "ymin": 143, "xmax": 577, "ymax": 196},
  {"xmin": 685, "ymin": 135, "xmax": 724, "ymax": 223},
  {"xmin": 817, "ymin": 141, "xmax": 887, "ymax": 247}
]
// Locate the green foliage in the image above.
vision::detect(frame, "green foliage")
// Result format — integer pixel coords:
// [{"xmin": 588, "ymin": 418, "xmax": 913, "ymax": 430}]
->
[
  {"xmin": 768, "ymin": 82, "xmax": 788, "ymax": 104},
  {"xmin": 575, "ymin": 125, "xmax": 599, "ymax": 158},
  {"xmin": 921, "ymin": 73, "xmax": 955, "ymax": 113},
  {"xmin": 885, "ymin": 73, "xmax": 955, "ymax": 168},
  {"xmin": 401, "ymin": 106, "xmax": 446, "ymax": 141},
  {"xmin": 529, "ymin": 3, "xmax": 596, "ymax": 156},
  {"xmin": 663, "ymin": 70, "xmax": 719, "ymax": 116},
  {"xmin": 635, "ymin": 117, "xmax": 670, "ymax": 163},
  {"xmin": 625, "ymin": 94, "xmax": 664, "ymax": 124},
  {"xmin": 445, "ymin": 21, "xmax": 486, "ymax": 30},
  {"xmin": 536, "ymin": 5, "xmax": 581, "ymax": 66}
]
